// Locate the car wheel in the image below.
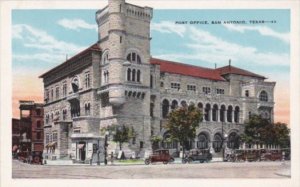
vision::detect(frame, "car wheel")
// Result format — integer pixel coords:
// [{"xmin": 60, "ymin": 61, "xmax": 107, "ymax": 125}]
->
[
  {"xmin": 145, "ymin": 159, "xmax": 150, "ymax": 165},
  {"xmin": 188, "ymin": 158, "xmax": 193, "ymax": 164}
]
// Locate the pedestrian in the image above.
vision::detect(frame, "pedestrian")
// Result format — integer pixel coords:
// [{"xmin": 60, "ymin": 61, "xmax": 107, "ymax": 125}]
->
[{"xmin": 110, "ymin": 152, "xmax": 114, "ymax": 165}]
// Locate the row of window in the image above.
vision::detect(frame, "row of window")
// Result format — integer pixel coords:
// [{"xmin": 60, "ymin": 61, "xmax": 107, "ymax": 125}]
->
[
  {"xmin": 245, "ymin": 90, "xmax": 269, "ymax": 102},
  {"xmin": 45, "ymin": 131, "xmax": 58, "ymax": 144},
  {"xmin": 45, "ymin": 73, "xmax": 91, "ymax": 103},
  {"xmin": 169, "ymin": 83, "xmax": 224, "ymax": 95},
  {"xmin": 162, "ymin": 100, "xmax": 240, "ymax": 123},
  {"xmin": 101, "ymin": 51, "xmax": 142, "ymax": 65},
  {"xmin": 45, "ymin": 103, "xmax": 91, "ymax": 124},
  {"xmin": 127, "ymin": 68, "xmax": 141, "ymax": 82}
]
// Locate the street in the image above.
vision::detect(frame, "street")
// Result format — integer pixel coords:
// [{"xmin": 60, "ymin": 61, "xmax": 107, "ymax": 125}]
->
[{"xmin": 12, "ymin": 160, "xmax": 290, "ymax": 179}]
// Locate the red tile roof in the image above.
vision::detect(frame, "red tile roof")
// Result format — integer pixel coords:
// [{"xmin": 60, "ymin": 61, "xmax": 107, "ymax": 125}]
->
[
  {"xmin": 150, "ymin": 58, "xmax": 266, "ymax": 81},
  {"xmin": 216, "ymin": 65, "xmax": 266, "ymax": 79},
  {"xmin": 150, "ymin": 58, "xmax": 225, "ymax": 81},
  {"xmin": 39, "ymin": 43, "xmax": 101, "ymax": 78}
]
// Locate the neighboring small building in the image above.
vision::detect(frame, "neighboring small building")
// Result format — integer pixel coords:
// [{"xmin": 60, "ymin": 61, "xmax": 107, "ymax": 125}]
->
[
  {"xmin": 12, "ymin": 118, "xmax": 20, "ymax": 153},
  {"xmin": 19, "ymin": 100, "xmax": 44, "ymax": 154}
]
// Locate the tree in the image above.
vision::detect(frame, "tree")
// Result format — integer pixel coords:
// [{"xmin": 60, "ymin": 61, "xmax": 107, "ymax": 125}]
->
[
  {"xmin": 273, "ymin": 122, "xmax": 290, "ymax": 148},
  {"xmin": 241, "ymin": 115, "xmax": 290, "ymax": 148},
  {"xmin": 241, "ymin": 114, "xmax": 269, "ymax": 145},
  {"xmin": 165, "ymin": 104, "xmax": 202, "ymax": 156},
  {"xmin": 104, "ymin": 124, "xmax": 135, "ymax": 151}
]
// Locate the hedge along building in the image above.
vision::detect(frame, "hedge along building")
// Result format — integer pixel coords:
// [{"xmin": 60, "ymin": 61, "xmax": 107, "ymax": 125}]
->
[{"xmin": 40, "ymin": 0, "xmax": 275, "ymax": 163}]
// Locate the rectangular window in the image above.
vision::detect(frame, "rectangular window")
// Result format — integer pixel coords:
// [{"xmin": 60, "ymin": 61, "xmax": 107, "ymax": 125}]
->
[
  {"xmin": 120, "ymin": 36, "xmax": 122, "ymax": 43},
  {"xmin": 45, "ymin": 89, "xmax": 49, "ymax": 103},
  {"xmin": 73, "ymin": 128, "xmax": 80, "ymax": 134},
  {"xmin": 55, "ymin": 87, "xmax": 59, "ymax": 99},
  {"xmin": 187, "ymin": 85, "xmax": 196, "ymax": 92},
  {"xmin": 37, "ymin": 132, "xmax": 41, "ymax": 140},
  {"xmin": 46, "ymin": 133, "xmax": 50, "ymax": 144},
  {"xmin": 85, "ymin": 72, "xmax": 91, "ymax": 88},
  {"xmin": 245, "ymin": 90, "xmax": 249, "ymax": 97},
  {"xmin": 202, "ymin": 87, "xmax": 211, "ymax": 94},
  {"xmin": 171, "ymin": 82, "xmax": 180, "ymax": 90},
  {"xmin": 52, "ymin": 132, "xmax": 58, "ymax": 142},
  {"xmin": 216, "ymin": 88, "xmax": 225, "ymax": 95},
  {"xmin": 63, "ymin": 83, "xmax": 67, "ymax": 97},
  {"xmin": 51, "ymin": 89, "xmax": 54, "ymax": 100}
]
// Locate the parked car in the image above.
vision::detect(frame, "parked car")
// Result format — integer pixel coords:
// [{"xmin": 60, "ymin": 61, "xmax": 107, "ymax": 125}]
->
[
  {"xmin": 182, "ymin": 149, "xmax": 212, "ymax": 164},
  {"xmin": 261, "ymin": 149, "xmax": 283, "ymax": 161},
  {"xmin": 144, "ymin": 149, "xmax": 174, "ymax": 165}
]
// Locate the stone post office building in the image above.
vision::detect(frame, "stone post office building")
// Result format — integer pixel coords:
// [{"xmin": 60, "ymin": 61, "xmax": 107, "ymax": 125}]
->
[{"xmin": 40, "ymin": 0, "xmax": 275, "ymax": 162}]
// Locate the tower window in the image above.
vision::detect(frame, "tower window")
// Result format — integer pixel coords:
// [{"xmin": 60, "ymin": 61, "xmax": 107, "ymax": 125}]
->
[
  {"xmin": 126, "ymin": 52, "xmax": 142, "ymax": 64},
  {"xmin": 259, "ymin": 90, "xmax": 268, "ymax": 102},
  {"xmin": 245, "ymin": 90, "xmax": 249, "ymax": 97}
]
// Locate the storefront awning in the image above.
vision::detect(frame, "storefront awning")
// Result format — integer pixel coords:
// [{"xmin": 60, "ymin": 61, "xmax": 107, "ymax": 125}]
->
[
  {"xmin": 46, "ymin": 142, "xmax": 57, "ymax": 147},
  {"xmin": 78, "ymin": 144, "xmax": 85, "ymax": 149}
]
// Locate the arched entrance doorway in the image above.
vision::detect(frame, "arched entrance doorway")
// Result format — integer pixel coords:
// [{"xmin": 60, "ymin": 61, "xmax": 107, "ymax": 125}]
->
[
  {"xmin": 213, "ymin": 133, "xmax": 223, "ymax": 153},
  {"xmin": 227, "ymin": 132, "xmax": 240, "ymax": 149},
  {"xmin": 197, "ymin": 132, "xmax": 209, "ymax": 149},
  {"xmin": 78, "ymin": 141, "xmax": 86, "ymax": 161}
]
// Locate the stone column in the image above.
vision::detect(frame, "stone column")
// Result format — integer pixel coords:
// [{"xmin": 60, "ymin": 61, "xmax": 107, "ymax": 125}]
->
[
  {"xmin": 225, "ymin": 110, "xmax": 228, "ymax": 123},
  {"xmin": 209, "ymin": 108, "xmax": 212, "ymax": 122},
  {"xmin": 232, "ymin": 110, "xmax": 235, "ymax": 123}
]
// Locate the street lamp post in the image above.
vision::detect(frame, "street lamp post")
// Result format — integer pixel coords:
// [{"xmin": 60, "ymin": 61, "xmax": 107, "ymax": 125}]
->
[
  {"xmin": 104, "ymin": 131, "xmax": 109, "ymax": 165},
  {"xmin": 222, "ymin": 122, "xmax": 228, "ymax": 161}
]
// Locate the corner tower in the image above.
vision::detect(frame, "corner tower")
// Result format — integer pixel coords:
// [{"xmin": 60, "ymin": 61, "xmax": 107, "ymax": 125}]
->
[{"xmin": 96, "ymin": 0, "xmax": 153, "ymax": 151}]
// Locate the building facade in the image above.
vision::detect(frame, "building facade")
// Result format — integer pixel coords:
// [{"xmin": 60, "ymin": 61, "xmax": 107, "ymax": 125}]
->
[
  {"xmin": 40, "ymin": 0, "xmax": 275, "ymax": 163},
  {"xmin": 18, "ymin": 101, "xmax": 44, "ymax": 154}
]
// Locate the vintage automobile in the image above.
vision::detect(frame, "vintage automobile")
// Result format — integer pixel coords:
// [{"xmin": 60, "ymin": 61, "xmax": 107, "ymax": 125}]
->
[
  {"xmin": 261, "ymin": 149, "xmax": 283, "ymax": 161},
  {"xmin": 182, "ymin": 149, "xmax": 212, "ymax": 163},
  {"xmin": 144, "ymin": 149, "xmax": 174, "ymax": 165},
  {"xmin": 232, "ymin": 149, "xmax": 260, "ymax": 162}
]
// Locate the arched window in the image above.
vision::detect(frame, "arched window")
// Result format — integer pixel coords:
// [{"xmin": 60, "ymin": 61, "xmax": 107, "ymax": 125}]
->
[
  {"xmin": 197, "ymin": 102, "xmax": 203, "ymax": 113},
  {"xmin": 259, "ymin": 91, "xmax": 268, "ymax": 102},
  {"xmin": 137, "ymin": 70, "xmax": 141, "ymax": 82},
  {"xmin": 132, "ymin": 69, "xmax": 136, "ymax": 82},
  {"xmin": 171, "ymin": 100, "xmax": 178, "ymax": 110},
  {"xmin": 234, "ymin": 106, "xmax": 240, "ymax": 123},
  {"xmin": 162, "ymin": 99, "xmax": 169, "ymax": 118},
  {"xmin": 126, "ymin": 52, "xmax": 142, "ymax": 64},
  {"xmin": 181, "ymin": 100, "xmax": 187, "ymax": 107},
  {"xmin": 227, "ymin": 106, "xmax": 233, "ymax": 123},
  {"xmin": 103, "ymin": 70, "xmax": 109, "ymax": 83},
  {"xmin": 127, "ymin": 68, "xmax": 131, "ymax": 81},
  {"xmin": 37, "ymin": 120, "xmax": 41, "ymax": 128},
  {"xmin": 71, "ymin": 77, "xmax": 79, "ymax": 93},
  {"xmin": 212, "ymin": 104, "xmax": 218, "ymax": 121},
  {"xmin": 85, "ymin": 103, "xmax": 91, "ymax": 116},
  {"xmin": 150, "ymin": 75, "xmax": 153, "ymax": 88},
  {"xmin": 197, "ymin": 133, "xmax": 209, "ymax": 149},
  {"xmin": 102, "ymin": 50, "xmax": 109, "ymax": 65},
  {"xmin": 162, "ymin": 132, "xmax": 178, "ymax": 149},
  {"xmin": 220, "ymin": 105, "xmax": 226, "ymax": 122},
  {"xmin": 204, "ymin": 104, "xmax": 211, "ymax": 121}
]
